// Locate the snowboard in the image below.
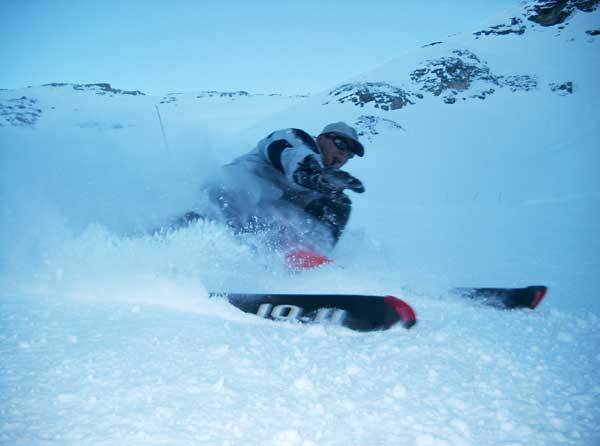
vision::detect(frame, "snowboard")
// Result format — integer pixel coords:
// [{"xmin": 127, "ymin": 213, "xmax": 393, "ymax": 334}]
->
[
  {"xmin": 211, "ymin": 286, "xmax": 547, "ymax": 332},
  {"xmin": 452, "ymin": 285, "xmax": 547, "ymax": 310},
  {"xmin": 212, "ymin": 293, "xmax": 417, "ymax": 332}
]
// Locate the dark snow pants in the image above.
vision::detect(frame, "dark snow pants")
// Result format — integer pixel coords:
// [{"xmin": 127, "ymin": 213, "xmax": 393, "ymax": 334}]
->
[
  {"xmin": 299, "ymin": 193, "xmax": 351, "ymax": 244},
  {"xmin": 207, "ymin": 186, "xmax": 352, "ymax": 247}
]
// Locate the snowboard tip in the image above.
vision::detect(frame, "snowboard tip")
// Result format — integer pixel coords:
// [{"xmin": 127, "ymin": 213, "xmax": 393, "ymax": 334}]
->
[
  {"xmin": 384, "ymin": 295, "xmax": 417, "ymax": 329},
  {"xmin": 529, "ymin": 286, "xmax": 548, "ymax": 309}
]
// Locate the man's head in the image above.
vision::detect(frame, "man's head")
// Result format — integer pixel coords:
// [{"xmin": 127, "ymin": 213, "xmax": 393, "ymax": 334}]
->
[{"xmin": 317, "ymin": 122, "xmax": 364, "ymax": 169}]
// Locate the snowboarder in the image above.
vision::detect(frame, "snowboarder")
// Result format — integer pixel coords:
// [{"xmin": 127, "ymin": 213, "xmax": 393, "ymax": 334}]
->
[{"xmin": 203, "ymin": 122, "xmax": 366, "ymax": 260}]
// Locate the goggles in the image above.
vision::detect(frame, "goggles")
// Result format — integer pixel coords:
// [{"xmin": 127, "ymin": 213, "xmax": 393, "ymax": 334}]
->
[{"xmin": 331, "ymin": 136, "xmax": 355, "ymax": 159}]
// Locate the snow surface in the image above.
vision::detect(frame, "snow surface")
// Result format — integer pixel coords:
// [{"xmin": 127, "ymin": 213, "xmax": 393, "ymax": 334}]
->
[{"xmin": 1, "ymin": 2, "xmax": 600, "ymax": 445}]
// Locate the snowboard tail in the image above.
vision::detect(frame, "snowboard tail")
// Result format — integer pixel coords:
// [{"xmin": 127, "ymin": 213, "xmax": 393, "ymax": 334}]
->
[{"xmin": 453, "ymin": 285, "xmax": 547, "ymax": 310}]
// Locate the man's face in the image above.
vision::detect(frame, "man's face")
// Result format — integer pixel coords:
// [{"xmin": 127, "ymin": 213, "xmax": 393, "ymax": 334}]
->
[{"xmin": 318, "ymin": 134, "xmax": 354, "ymax": 169}]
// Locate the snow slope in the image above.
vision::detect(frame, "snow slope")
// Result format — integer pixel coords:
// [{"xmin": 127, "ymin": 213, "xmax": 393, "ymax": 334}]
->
[{"xmin": 1, "ymin": 1, "xmax": 600, "ymax": 445}]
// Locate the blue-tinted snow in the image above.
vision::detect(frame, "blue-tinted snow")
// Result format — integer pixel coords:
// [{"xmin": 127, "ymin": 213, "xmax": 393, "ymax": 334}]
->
[{"xmin": 1, "ymin": 2, "xmax": 599, "ymax": 445}]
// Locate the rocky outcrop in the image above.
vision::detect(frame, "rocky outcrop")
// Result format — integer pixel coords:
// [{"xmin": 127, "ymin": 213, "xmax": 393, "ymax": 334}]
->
[
  {"xmin": 473, "ymin": 17, "xmax": 527, "ymax": 38},
  {"xmin": 321, "ymin": 40, "xmax": 581, "ymax": 142},
  {"xmin": 526, "ymin": 0, "xmax": 572, "ymax": 26},
  {"xmin": 160, "ymin": 91, "xmax": 242, "ymax": 104},
  {"xmin": 498, "ymin": 75, "xmax": 538, "ymax": 92},
  {"xmin": 0, "ymin": 96, "xmax": 42, "ymax": 127},
  {"xmin": 410, "ymin": 50, "xmax": 499, "ymax": 98},
  {"xmin": 526, "ymin": 0, "xmax": 599, "ymax": 26},
  {"xmin": 42, "ymin": 83, "xmax": 145, "ymax": 96},
  {"xmin": 412, "ymin": 50, "xmax": 540, "ymax": 102},
  {"xmin": 196, "ymin": 90, "xmax": 250, "ymax": 98},
  {"xmin": 159, "ymin": 95, "xmax": 179, "ymax": 104},
  {"xmin": 550, "ymin": 81, "xmax": 574, "ymax": 95},
  {"xmin": 325, "ymin": 82, "xmax": 420, "ymax": 111},
  {"xmin": 353, "ymin": 115, "xmax": 404, "ymax": 141},
  {"xmin": 473, "ymin": 0, "xmax": 599, "ymax": 38},
  {"xmin": 327, "ymin": 49, "xmax": 545, "ymax": 113},
  {"xmin": 159, "ymin": 90, "xmax": 308, "ymax": 105}
]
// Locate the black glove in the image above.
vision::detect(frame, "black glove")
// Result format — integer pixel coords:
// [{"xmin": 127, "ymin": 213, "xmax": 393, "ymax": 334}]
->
[
  {"xmin": 293, "ymin": 156, "xmax": 365, "ymax": 195},
  {"xmin": 319, "ymin": 167, "xmax": 365, "ymax": 194}
]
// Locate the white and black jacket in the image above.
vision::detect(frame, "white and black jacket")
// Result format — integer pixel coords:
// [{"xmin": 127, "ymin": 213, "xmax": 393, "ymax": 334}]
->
[
  {"xmin": 213, "ymin": 127, "xmax": 363, "ymax": 231},
  {"xmin": 220, "ymin": 128, "xmax": 324, "ymax": 203}
]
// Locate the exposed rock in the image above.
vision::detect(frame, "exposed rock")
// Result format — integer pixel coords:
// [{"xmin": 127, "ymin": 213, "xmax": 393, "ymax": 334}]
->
[
  {"xmin": 527, "ymin": 0, "xmax": 572, "ymax": 25},
  {"xmin": 452, "ymin": 49, "xmax": 482, "ymax": 61},
  {"xmin": 410, "ymin": 50, "xmax": 542, "ymax": 103},
  {"xmin": 326, "ymin": 82, "xmax": 418, "ymax": 111},
  {"xmin": 43, "ymin": 82, "xmax": 145, "ymax": 96},
  {"xmin": 526, "ymin": 0, "xmax": 599, "ymax": 26},
  {"xmin": 410, "ymin": 50, "xmax": 499, "ymax": 97},
  {"xmin": 586, "ymin": 29, "xmax": 600, "ymax": 35},
  {"xmin": 474, "ymin": 17, "xmax": 527, "ymax": 38},
  {"xmin": 577, "ymin": 0, "xmax": 600, "ymax": 11},
  {"xmin": 158, "ymin": 90, "xmax": 306, "ymax": 104},
  {"xmin": 76, "ymin": 121, "xmax": 134, "ymax": 130},
  {"xmin": 422, "ymin": 41, "xmax": 443, "ymax": 48},
  {"xmin": 472, "ymin": 0, "xmax": 599, "ymax": 38},
  {"xmin": 498, "ymin": 75, "xmax": 538, "ymax": 92},
  {"xmin": 550, "ymin": 81, "xmax": 574, "ymax": 95},
  {"xmin": 0, "ymin": 96, "xmax": 42, "ymax": 127},
  {"xmin": 196, "ymin": 90, "xmax": 250, "ymax": 98},
  {"xmin": 43, "ymin": 82, "xmax": 70, "ymax": 87},
  {"xmin": 326, "ymin": 49, "xmax": 547, "ymax": 113},
  {"xmin": 159, "ymin": 94, "xmax": 179, "ymax": 104},
  {"xmin": 470, "ymin": 88, "xmax": 497, "ymax": 100},
  {"xmin": 353, "ymin": 115, "xmax": 403, "ymax": 141}
]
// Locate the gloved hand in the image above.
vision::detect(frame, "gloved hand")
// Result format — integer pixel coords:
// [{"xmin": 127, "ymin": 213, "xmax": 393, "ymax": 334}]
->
[
  {"xmin": 319, "ymin": 167, "xmax": 365, "ymax": 194},
  {"xmin": 293, "ymin": 155, "xmax": 365, "ymax": 195}
]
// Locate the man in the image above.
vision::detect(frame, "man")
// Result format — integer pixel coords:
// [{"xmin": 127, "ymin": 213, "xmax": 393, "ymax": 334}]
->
[{"xmin": 186, "ymin": 122, "xmax": 365, "ymax": 265}]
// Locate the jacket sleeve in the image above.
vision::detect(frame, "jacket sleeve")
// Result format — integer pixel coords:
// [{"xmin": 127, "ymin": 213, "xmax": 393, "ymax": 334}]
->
[
  {"xmin": 257, "ymin": 128, "xmax": 365, "ymax": 195},
  {"xmin": 293, "ymin": 155, "xmax": 366, "ymax": 195},
  {"xmin": 258, "ymin": 128, "xmax": 322, "ymax": 185}
]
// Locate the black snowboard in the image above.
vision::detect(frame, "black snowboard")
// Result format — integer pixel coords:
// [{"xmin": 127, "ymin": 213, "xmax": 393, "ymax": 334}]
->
[
  {"xmin": 211, "ymin": 286, "xmax": 547, "ymax": 332},
  {"xmin": 452, "ymin": 285, "xmax": 547, "ymax": 309},
  {"xmin": 212, "ymin": 293, "xmax": 417, "ymax": 332}
]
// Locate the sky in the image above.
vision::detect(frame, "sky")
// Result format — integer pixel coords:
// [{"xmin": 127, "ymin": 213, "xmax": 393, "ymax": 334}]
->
[{"xmin": 0, "ymin": 0, "xmax": 517, "ymax": 96}]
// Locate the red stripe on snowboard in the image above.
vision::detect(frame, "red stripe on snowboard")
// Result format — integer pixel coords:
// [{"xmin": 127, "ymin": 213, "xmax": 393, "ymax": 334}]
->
[{"xmin": 384, "ymin": 296, "xmax": 417, "ymax": 328}]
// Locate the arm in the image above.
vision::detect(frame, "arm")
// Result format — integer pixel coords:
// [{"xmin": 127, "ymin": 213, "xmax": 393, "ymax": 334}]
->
[
  {"xmin": 259, "ymin": 129, "xmax": 365, "ymax": 195},
  {"xmin": 292, "ymin": 155, "xmax": 365, "ymax": 195}
]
